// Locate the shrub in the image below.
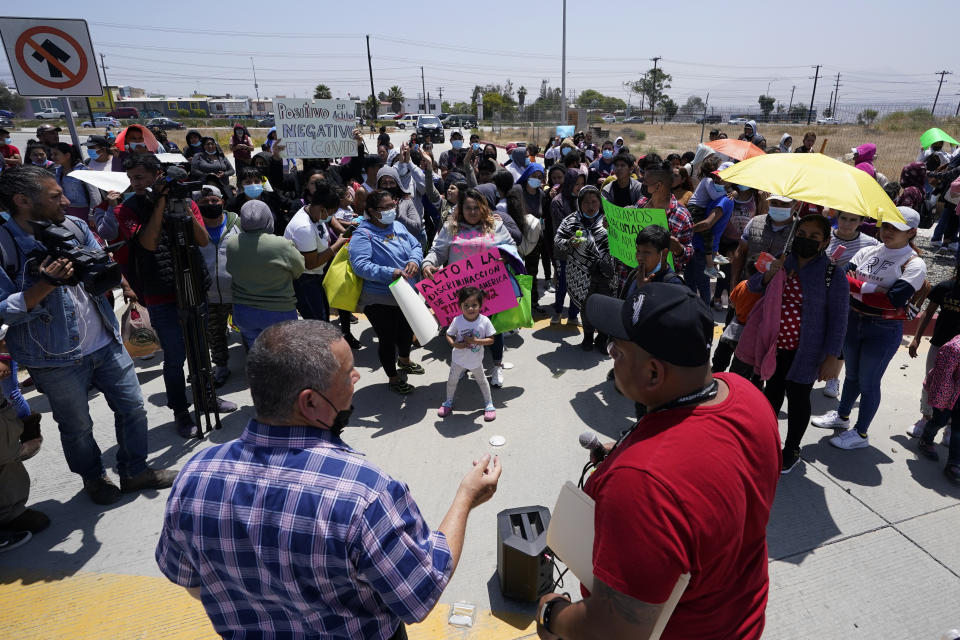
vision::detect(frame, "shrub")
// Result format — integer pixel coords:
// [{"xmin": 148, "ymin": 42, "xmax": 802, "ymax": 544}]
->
[
  {"xmin": 878, "ymin": 108, "xmax": 934, "ymax": 131},
  {"xmin": 177, "ymin": 109, "xmax": 191, "ymax": 118},
  {"xmin": 191, "ymin": 109, "xmax": 206, "ymax": 117}
]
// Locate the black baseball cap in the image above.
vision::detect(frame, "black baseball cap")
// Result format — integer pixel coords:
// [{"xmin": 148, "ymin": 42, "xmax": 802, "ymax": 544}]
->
[
  {"xmin": 585, "ymin": 284, "xmax": 714, "ymax": 367},
  {"xmin": 85, "ymin": 134, "xmax": 111, "ymax": 148},
  {"xmin": 36, "ymin": 124, "xmax": 61, "ymax": 134}
]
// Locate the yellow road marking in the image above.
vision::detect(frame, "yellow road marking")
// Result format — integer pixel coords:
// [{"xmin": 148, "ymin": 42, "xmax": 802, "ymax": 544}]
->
[{"xmin": 0, "ymin": 569, "xmax": 534, "ymax": 639}]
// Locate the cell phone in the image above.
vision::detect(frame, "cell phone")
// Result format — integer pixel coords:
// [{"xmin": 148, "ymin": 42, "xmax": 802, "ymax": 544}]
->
[{"xmin": 342, "ymin": 227, "xmax": 355, "ymax": 239}]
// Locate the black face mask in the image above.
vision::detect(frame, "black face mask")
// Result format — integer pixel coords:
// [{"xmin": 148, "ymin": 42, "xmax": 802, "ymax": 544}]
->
[
  {"xmin": 199, "ymin": 203, "xmax": 223, "ymax": 219},
  {"xmin": 792, "ymin": 236, "xmax": 822, "ymax": 259},
  {"xmin": 387, "ymin": 186, "xmax": 405, "ymax": 200},
  {"xmin": 318, "ymin": 391, "xmax": 353, "ymax": 438}
]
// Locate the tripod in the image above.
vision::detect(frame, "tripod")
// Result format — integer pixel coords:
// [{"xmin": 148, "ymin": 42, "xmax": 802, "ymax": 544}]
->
[{"xmin": 163, "ymin": 195, "xmax": 221, "ymax": 436}]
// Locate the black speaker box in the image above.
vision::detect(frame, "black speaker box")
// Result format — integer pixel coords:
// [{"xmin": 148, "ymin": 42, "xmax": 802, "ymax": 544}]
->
[{"xmin": 496, "ymin": 505, "xmax": 553, "ymax": 602}]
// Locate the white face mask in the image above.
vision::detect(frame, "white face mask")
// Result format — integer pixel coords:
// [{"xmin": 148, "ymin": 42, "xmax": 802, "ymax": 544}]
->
[{"xmin": 768, "ymin": 206, "xmax": 792, "ymax": 222}]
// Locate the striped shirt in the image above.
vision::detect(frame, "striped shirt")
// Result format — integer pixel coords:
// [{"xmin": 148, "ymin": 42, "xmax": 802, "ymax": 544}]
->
[
  {"xmin": 826, "ymin": 229, "xmax": 879, "ymax": 268},
  {"xmin": 155, "ymin": 419, "xmax": 452, "ymax": 639}
]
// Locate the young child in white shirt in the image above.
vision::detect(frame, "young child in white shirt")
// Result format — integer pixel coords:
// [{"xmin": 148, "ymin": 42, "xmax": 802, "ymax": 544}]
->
[{"xmin": 439, "ymin": 286, "xmax": 497, "ymax": 421}]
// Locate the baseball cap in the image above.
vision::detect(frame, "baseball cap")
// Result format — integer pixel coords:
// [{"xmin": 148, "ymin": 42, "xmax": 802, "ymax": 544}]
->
[
  {"xmin": 767, "ymin": 194, "xmax": 794, "ymax": 204},
  {"xmin": 199, "ymin": 185, "xmax": 223, "ymax": 199},
  {"xmin": 886, "ymin": 206, "xmax": 920, "ymax": 231},
  {"xmin": 585, "ymin": 284, "xmax": 714, "ymax": 367},
  {"xmin": 36, "ymin": 124, "xmax": 61, "ymax": 134},
  {"xmin": 0, "ymin": 127, "xmax": 9, "ymax": 135},
  {"xmin": 85, "ymin": 134, "xmax": 111, "ymax": 148}
]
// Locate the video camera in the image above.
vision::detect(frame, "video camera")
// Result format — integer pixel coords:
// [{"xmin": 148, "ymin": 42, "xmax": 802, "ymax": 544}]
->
[
  {"xmin": 157, "ymin": 166, "xmax": 203, "ymax": 210},
  {"xmin": 30, "ymin": 220, "xmax": 124, "ymax": 297}
]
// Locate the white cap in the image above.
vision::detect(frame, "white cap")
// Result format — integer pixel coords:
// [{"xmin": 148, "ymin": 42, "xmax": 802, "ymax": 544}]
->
[
  {"xmin": 767, "ymin": 194, "xmax": 794, "ymax": 203},
  {"xmin": 886, "ymin": 206, "xmax": 920, "ymax": 231}
]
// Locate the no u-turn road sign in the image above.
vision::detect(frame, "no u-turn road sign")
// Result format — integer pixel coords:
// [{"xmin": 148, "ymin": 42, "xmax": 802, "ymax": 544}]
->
[{"xmin": 0, "ymin": 17, "xmax": 102, "ymax": 96}]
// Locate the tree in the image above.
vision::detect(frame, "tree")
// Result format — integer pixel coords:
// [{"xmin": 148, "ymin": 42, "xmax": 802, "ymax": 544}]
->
[
  {"xmin": 313, "ymin": 84, "xmax": 332, "ymax": 99},
  {"xmin": 0, "ymin": 82, "xmax": 25, "ymax": 115},
  {"xmin": 757, "ymin": 95, "xmax": 775, "ymax": 117},
  {"xmin": 857, "ymin": 109, "xmax": 879, "ymax": 126},
  {"xmin": 366, "ymin": 94, "xmax": 379, "ymax": 118},
  {"xmin": 518, "ymin": 86, "xmax": 527, "ymax": 110},
  {"xmin": 450, "ymin": 102, "xmax": 472, "ymax": 114},
  {"xmin": 679, "ymin": 95, "xmax": 705, "ymax": 115},
  {"xmin": 387, "ymin": 86, "xmax": 404, "ymax": 112},
  {"xmin": 441, "ymin": 101, "xmax": 451, "ymax": 113},
  {"xmin": 631, "ymin": 67, "xmax": 672, "ymax": 112},
  {"xmin": 788, "ymin": 102, "xmax": 808, "ymax": 120},
  {"xmin": 377, "ymin": 90, "xmax": 388, "ymax": 102},
  {"xmin": 658, "ymin": 97, "xmax": 679, "ymax": 121}
]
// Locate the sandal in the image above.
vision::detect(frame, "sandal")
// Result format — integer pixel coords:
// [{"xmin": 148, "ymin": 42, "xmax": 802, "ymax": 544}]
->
[
  {"xmin": 397, "ymin": 361, "xmax": 425, "ymax": 375},
  {"xmin": 389, "ymin": 379, "xmax": 414, "ymax": 394}
]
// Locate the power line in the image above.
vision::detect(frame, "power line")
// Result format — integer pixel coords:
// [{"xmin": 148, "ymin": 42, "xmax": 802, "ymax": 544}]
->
[{"xmin": 91, "ymin": 22, "xmax": 361, "ymax": 39}]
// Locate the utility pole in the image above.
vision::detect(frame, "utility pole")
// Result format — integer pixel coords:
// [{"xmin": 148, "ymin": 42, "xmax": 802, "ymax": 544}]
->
[
  {"xmin": 420, "ymin": 66, "xmax": 427, "ymax": 113},
  {"xmin": 366, "ymin": 35, "xmax": 377, "ymax": 119},
  {"xmin": 99, "ymin": 53, "xmax": 110, "ymax": 87},
  {"xmin": 650, "ymin": 56, "xmax": 662, "ymax": 120},
  {"xmin": 250, "ymin": 57, "xmax": 260, "ymax": 102},
  {"xmin": 956, "ymin": 93, "xmax": 960, "ymax": 117},
  {"xmin": 699, "ymin": 92, "xmax": 710, "ymax": 143},
  {"xmin": 638, "ymin": 72, "xmax": 648, "ymax": 112},
  {"xmin": 437, "ymin": 86, "xmax": 443, "ymax": 106},
  {"xmin": 788, "ymin": 84, "xmax": 796, "ymax": 112},
  {"xmin": 807, "ymin": 64, "xmax": 821, "ymax": 125},
  {"xmin": 827, "ymin": 91, "xmax": 833, "ymax": 116},
  {"xmin": 932, "ymin": 70, "xmax": 952, "ymax": 115},
  {"xmin": 832, "ymin": 72, "xmax": 841, "ymax": 116},
  {"xmin": 560, "ymin": 0, "xmax": 567, "ymax": 124}
]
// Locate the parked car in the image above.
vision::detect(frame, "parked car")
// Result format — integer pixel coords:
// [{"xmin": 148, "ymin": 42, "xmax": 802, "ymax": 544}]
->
[
  {"xmin": 257, "ymin": 116, "xmax": 275, "ymax": 127},
  {"xmin": 0, "ymin": 116, "xmax": 13, "ymax": 129},
  {"xmin": 441, "ymin": 113, "xmax": 478, "ymax": 128},
  {"xmin": 728, "ymin": 117, "xmax": 748, "ymax": 125},
  {"xmin": 415, "ymin": 115, "xmax": 444, "ymax": 143},
  {"xmin": 437, "ymin": 112, "xmax": 449, "ymax": 121},
  {"xmin": 696, "ymin": 114, "xmax": 722, "ymax": 124},
  {"xmin": 382, "ymin": 112, "xmax": 398, "ymax": 119},
  {"xmin": 396, "ymin": 113, "xmax": 420, "ymax": 129},
  {"xmin": 106, "ymin": 107, "xmax": 140, "ymax": 119},
  {"xmin": 35, "ymin": 107, "xmax": 77, "ymax": 119},
  {"xmin": 623, "ymin": 116, "xmax": 645, "ymax": 123},
  {"xmin": 145, "ymin": 117, "xmax": 184, "ymax": 130},
  {"xmin": 0, "ymin": 110, "xmax": 14, "ymax": 119},
  {"xmin": 600, "ymin": 114, "xmax": 616, "ymax": 123},
  {"xmin": 816, "ymin": 117, "xmax": 840, "ymax": 125},
  {"xmin": 81, "ymin": 116, "xmax": 122, "ymax": 128}
]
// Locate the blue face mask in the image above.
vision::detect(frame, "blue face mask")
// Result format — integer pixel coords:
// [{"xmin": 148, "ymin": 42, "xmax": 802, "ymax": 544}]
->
[
  {"xmin": 379, "ymin": 208, "xmax": 397, "ymax": 225},
  {"xmin": 768, "ymin": 206, "xmax": 792, "ymax": 222},
  {"xmin": 736, "ymin": 184, "xmax": 751, "ymax": 192},
  {"xmin": 580, "ymin": 209, "xmax": 599, "ymax": 220},
  {"xmin": 649, "ymin": 261, "xmax": 662, "ymax": 275},
  {"xmin": 243, "ymin": 184, "xmax": 264, "ymax": 199},
  {"xmin": 127, "ymin": 142, "xmax": 146, "ymax": 151},
  {"xmin": 87, "ymin": 148, "xmax": 100, "ymax": 159},
  {"xmin": 602, "ymin": 149, "xmax": 613, "ymax": 160},
  {"xmin": 123, "ymin": 191, "xmax": 138, "ymax": 202},
  {"xmin": 3, "ymin": 138, "xmax": 11, "ymax": 145},
  {"xmin": 451, "ymin": 140, "xmax": 463, "ymax": 150},
  {"xmin": 471, "ymin": 142, "xmax": 480, "ymax": 151},
  {"xmin": 561, "ymin": 147, "xmax": 571, "ymax": 156},
  {"xmin": 189, "ymin": 140, "xmax": 201, "ymax": 147},
  {"xmin": 708, "ymin": 180, "xmax": 726, "ymax": 198},
  {"xmin": 527, "ymin": 177, "xmax": 542, "ymax": 189}
]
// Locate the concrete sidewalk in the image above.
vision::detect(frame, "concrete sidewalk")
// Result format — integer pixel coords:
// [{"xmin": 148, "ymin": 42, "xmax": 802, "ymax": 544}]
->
[{"xmin": 0, "ymin": 301, "xmax": 958, "ymax": 638}]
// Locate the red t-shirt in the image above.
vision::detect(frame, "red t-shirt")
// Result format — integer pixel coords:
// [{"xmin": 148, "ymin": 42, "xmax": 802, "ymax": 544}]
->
[
  {"xmin": 777, "ymin": 274, "xmax": 803, "ymax": 350},
  {"xmin": 583, "ymin": 373, "xmax": 781, "ymax": 639},
  {"xmin": 1, "ymin": 143, "xmax": 20, "ymax": 165}
]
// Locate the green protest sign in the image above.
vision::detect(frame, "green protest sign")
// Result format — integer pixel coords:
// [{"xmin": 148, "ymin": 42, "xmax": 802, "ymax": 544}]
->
[{"xmin": 601, "ymin": 200, "xmax": 673, "ymax": 268}]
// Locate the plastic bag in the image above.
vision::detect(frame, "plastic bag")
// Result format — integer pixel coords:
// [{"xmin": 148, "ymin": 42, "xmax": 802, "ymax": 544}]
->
[
  {"xmin": 322, "ymin": 245, "xmax": 363, "ymax": 312},
  {"xmin": 490, "ymin": 274, "xmax": 534, "ymax": 334},
  {"xmin": 121, "ymin": 302, "xmax": 160, "ymax": 358}
]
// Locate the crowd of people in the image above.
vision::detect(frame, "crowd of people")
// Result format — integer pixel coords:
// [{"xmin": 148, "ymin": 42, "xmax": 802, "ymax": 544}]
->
[{"xmin": 0, "ymin": 115, "xmax": 957, "ymax": 638}]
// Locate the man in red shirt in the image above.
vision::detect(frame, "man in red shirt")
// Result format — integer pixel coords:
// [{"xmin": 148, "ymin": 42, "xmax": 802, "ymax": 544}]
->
[
  {"xmin": 536, "ymin": 284, "xmax": 781, "ymax": 640},
  {"xmin": 0, "ymin": 127, "xmax": 21, "ymax": 168}
]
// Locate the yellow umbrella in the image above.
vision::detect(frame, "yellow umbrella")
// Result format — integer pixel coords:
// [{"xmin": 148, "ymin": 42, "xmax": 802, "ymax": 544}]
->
[{"xmin": 718, "ymin": 152, "xmax": 905, "ymax": 223}]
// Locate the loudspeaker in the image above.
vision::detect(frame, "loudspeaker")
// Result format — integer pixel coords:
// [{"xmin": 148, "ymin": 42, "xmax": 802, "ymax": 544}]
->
[{"xmin": 496, "ymin": 505, "xmax": 553, "ymax": 602}]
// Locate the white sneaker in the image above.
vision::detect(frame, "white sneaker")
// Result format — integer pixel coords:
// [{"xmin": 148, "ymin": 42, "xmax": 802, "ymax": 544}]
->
[
  {"xmin": 704, "ymin": 266, "xmax": 722, "ymax": 278},
  {"xmin": 830, "ymin": 429, "xmax": 869, "ymax": 450},
  {"xmin": 811, "ymin": 410, "xmax": 850, "ymax": 430},
  {"xmin": 714, "ymin": 254, "xmax": 731, "ymax": 265},
  {"xmin": 546, "ymin": 284, "xmax": 556, "ymax": 293},
  {"xmin": 822, "ymin": 378, "xmax": 840, "ymax": 398},
  {"xmin": 907, "ymin": 417, "xmax": 928, "ymax": 438},
  {"xmin": 490, "ymin": 365, "xmax": 504, "ymax": 388}
]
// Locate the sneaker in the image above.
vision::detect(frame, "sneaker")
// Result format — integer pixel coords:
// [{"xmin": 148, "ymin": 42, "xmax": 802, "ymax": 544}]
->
[
  {"xmin": 907, "ymin": 418, "xmax": 929, "ymax": 438},
  {"xmin": 119, "ymin": 467, "xmax": 178, "ymax": 493},
  {"xmin": 822, "ymin": 378, "xmax": 840, "ymax": 398},
  {"xmin": 216, "ymin": 397, "xmax": 238, "ymax": 413},
  {"xmin": 438, "ymin": 402, "xmax": 452, "ymax": 417},
  {"xmin": 945, "ymin": 464, "xmax": 960, "ymax": 484},
  {"xmin": 550, "ymin": 311, "xmax": 562, "ymax": 325},
  {"xmin": 830, "ymin": 429, "xmax": 870, "ymax": 450},
  {"xmin": 16, "ymin": 438, "xmax": 42, "ymax": 462},
  {"xmin": 546, "ymin": 284, "xmax": 556, "ymax": 294},
  {"xmin": 490, "ymin": 365, "xmax": 504, "ymax": 388},
  {"xmin": 0, "ymin": 508, "xmax": 50, "ymax": 534},
  {"xmin": 0, "ymin": 530, "xmax": 31, "ymax": 553},
  {"xmin": 83, "ymin": 475, "xmax": 122, "ymax": 505},
  {"xmin": 930, "ymin": 238, "xmax": 943, "ymax": 248},
  {"xmin": 812, "ymin": 410, "xmax": 850, "ymax": 430},
  {"xmin": 389, "ymin": 379, "xmax": 414, "ymax": 394},
  {"xmin": 704, "ymin": 266, "xmax": 722, "ymax": 278},
  {"xmin": 349, "ymin": 313, "xmax": 359, "ymax": 325},
  {"xmin": 484, "ymin": 404, "xmax": 496, "ymax": 422},
  {"xmin": 397, "ymin": 361, "xmax": 425, "ymax": 375},
  {"xmin": 781, "ymin": 448, "xmax": 801, "ymax": 474},
  {"xmin": 917, "ymin": 438, "xmax": 940, "ymax": 461},
  {"xmin": 580, "ymin": 335, "xmax": 594, "ymax": 351},
  {"xmin": 568, "ymin": 316, "xmax": 581, "ymax": 327},
  {"xmin": 344, "ymin": 334, "xmax": 362, "ymax": 350},
  {"xmin": 714, "ymin": 254, "xmax": 731, "ymax": 265},
  {"xmin": 175, "ymin": 411, "xmax": 200, "ymax": 438},
  {"xmin": 213, "ymin": 365, "xmax": 230, "ymax": 388},
  {"xmin": 949, "ymin": 242, "xmax": 960, "ymax": 252}
]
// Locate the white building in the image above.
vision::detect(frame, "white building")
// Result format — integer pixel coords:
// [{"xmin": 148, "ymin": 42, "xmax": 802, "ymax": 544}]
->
[
  {"xmin": 207, "ymin": 98, "xmax": 249, "ymax": 116},
  {"xmin": 401, "ymin": 94, "xmax": 440, "ymax": 115}
]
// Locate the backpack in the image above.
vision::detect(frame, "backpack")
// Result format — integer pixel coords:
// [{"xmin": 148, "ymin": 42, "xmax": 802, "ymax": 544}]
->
[{"xmin": 0, "ymin": 216, "xmax": 86, "ymax": 280}]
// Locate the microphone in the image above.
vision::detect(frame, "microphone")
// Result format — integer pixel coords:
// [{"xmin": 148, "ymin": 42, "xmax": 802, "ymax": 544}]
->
[{"xmin": 579, "ymin": 431, "xmax": 608, "ymax": 464}]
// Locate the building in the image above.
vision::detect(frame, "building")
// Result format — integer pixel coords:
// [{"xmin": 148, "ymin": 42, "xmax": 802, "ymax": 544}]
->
[
  {"xmin": 207, "ymin": 98, "xmax": 250, "ymax": 117},
  {"xmin": 250, "ymin": 99, "xmax": 273, "ymax": 117},
  {"xmin": 401, "ymin": 94, "xmax": 439, "ymax": 115}
]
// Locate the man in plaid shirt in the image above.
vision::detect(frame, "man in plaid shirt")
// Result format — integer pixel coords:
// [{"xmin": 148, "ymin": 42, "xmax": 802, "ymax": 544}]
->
[
  {"xmin": 636, "ymin": 163, "xmax": 694, "ymax": 273},
  {"xmin": 156, "ymin": 320, "xmax": 501, "ymax": 639}
]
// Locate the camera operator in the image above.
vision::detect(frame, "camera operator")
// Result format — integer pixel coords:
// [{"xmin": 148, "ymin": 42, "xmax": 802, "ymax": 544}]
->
[
  {"xmin": 0, "ymin": 166, "xmax": 177, "ymax": 505},
  {"xmin": 535, "ymin": 284, "xmax": 780, "ymax": 640},
  {"xmin": 106, "ymin": 155, "xmax": 237, "ymax": 438}
]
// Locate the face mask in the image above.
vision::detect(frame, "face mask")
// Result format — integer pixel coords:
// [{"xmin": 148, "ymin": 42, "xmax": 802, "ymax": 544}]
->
[
  {"xmin": 318, "ymin": 392, "xmax": 353, "ymax": 438},
  {"xmin": 127, "ymin": 142, "xmax": 146, "ymax": 151},
  {"xmin": 32, "ymin": 159, "xmax": 46, "ymax": 166},
  {"xmin": 3, "ymin": 138, "xmax": 11, "ymax": 145},
  {"xmin": 122, "ymin": 191, "xmax": 139, "ymax": 203},
  {"xmin": 768, "ymin": 206, "xmax": 792, "ymax": 222},
  {"xmin": 708, "ymin": 180, "xmax": 726, "ymax": 198},
  {"xmin": 561, "ymin": 147, "xmax": 571, "ymax": 156},
  {"xmin": 379, "ymin": 208, "xmax": 397, "ymax": 225},
  {"xmin": 649, "ymin": 261, "xmax": 662, "ymax": 275},
  {"xmin": 527, "ymin": 177, "xmax": 542, "ymax": 189},
  {"xmin": 199, "ymin": 203, "xmax": 223, "ymax": 219},
  {"xmin": 580, "ymin": 209, "xmax": 599, "ymax": 220},
  {"xmin": 243, "ymin": 184, "xmax": 264, "ymax": 199},
  {"xmin": 87, "ymin": 148, "xmax": 100, "ymax": 159},
  {"xmin": 451, "ymin": 140, "xmax": 463, "ymax": 150},
  {"xmin": 792, "ymin": 236, "xmax": 822, "ymax": 259},
  {"xmin": 189, "ymin": 140, "xmax": 201, "ymax": 147},
  {"xmin": 472, "ymin": 142, "xmax": 480, "ymax": 151},
  {"xmin": 736, "ymin": 184, "xmax": 751, "ymax": 192},
  {"xmin": 602, "ymin": 149, "xmax": 613, "ymax": 160}
]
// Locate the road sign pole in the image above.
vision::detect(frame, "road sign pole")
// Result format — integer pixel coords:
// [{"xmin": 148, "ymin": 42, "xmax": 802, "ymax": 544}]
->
[{"xmin": 61, "ymin": 97, "xmax": 81, "ymax": 149}]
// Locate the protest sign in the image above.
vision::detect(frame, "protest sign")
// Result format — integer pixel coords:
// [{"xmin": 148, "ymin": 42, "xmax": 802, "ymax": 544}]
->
[
  {"xmin": 602, "ymin": 201, "xmax": 673, "ymax": 268},
  {"xmin": 275, "ymin": 98, "xmax": 357, "ymax": 159},
  {"xmin": 415, "ymin": 250, "xmax": 518, "ymax": 326},
  {"xmin": 556, "ymin": 125, "xmax": 575, "ymax": 138}
]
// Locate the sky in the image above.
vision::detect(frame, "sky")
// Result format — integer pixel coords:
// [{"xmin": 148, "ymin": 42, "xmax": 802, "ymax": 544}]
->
[{"xmin": 1, "ymin": 1, "xmax": 959, "ymax": 112}]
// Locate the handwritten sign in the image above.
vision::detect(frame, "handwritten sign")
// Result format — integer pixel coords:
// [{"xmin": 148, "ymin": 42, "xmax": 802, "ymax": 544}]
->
[
  {"xmin": 275, "ymin": 98, "xmax": 356, "ymax": 159},
  {"xmin": 602, "ymin": 201, "xmax": 673, "ymax": 268},
  {"xmin": 415, "ymin": 250, "xmax": 518, "ymax": 326}
]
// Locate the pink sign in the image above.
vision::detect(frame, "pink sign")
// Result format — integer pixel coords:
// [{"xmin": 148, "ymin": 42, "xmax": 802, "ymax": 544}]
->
[{"xmin": 416, "ymin": 250, "xmax": 518, "ymax": 326}]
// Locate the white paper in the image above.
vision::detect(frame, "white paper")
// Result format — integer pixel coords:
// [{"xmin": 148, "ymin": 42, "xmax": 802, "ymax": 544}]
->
[
  {"xmin": 70, "ymin": 170, "xmax": 130, "ymax": 194},
  {"xmin": 155, "ymin": 152, "xmax": 188, "ymax": 164},
  {"xmin": 389, "ymin": 277, "xmax": 438, "ymax": 346}
]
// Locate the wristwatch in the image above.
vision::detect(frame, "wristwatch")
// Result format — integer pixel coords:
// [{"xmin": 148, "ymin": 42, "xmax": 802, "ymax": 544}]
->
[{"xmin": 538, "ymin": 596, "xmax": 563, "ymax": 633}]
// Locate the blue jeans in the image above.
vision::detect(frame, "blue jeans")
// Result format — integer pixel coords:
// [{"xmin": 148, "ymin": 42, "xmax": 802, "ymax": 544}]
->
[
  {"xmin": 148, "ymin": 303, "xmax": 189, "ymax": 414},
  {"xmin": 552, "ymin": 261, "xmax": 579, "ymax": 319},
  {"xmin": 838, "ymin": 310, "xmax": 903, "ymax": 434},
  {"xmin": 1, "ymin": 360, "xmax": 31, "ymax": 418},
  {"xmin": 29, "ymin": 341, "xmax": 149, "ymax": 480},
  {"xmin": 932, "ymin": 202, "xmax": 957, "ymax": 244},
  {"xmin": 233, "ymin": 304, "xmax": 298, "ymax": 348},
  {"xmin": 684, "ymin": 250, "xmax": 711, "ymax": 305},
  {"xmin": 292, "ymin": 273, "xmax": 329, "ymax": 321},
  {"xmin": 923, "ymin": 407, "xmax": 960, "ymax": 467}
]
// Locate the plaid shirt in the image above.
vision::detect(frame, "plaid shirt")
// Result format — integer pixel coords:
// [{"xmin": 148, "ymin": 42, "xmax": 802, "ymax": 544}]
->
[
  {"xmin": 637, "ymin": 194, "xmax": 694, "ymax": 272},
  {"xmin": 156, "ymin": 419, "xmax": 452, "ymax": 639}
]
